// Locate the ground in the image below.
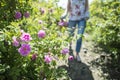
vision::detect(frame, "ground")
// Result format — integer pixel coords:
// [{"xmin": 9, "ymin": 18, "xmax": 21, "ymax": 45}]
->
[{"xmin": 57, "ymin": 33, "xmax": 107, "ymax": 80}]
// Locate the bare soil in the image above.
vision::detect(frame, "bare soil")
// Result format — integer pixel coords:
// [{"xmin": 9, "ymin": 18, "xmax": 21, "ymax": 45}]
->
[{"xmin": 57, "ymin": 33, "xmax": 107, "ymax": 80}]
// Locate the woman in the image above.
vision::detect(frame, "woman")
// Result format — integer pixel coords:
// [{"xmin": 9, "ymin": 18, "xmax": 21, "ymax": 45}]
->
[{"xmin": 61, "ymin": 0, "xmax": 90, "ymax": 62}]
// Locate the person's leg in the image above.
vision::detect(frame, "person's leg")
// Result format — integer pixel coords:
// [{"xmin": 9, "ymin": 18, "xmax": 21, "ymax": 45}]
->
[
  {"xmin": 68, "ymin": 20, "xmax": 77, "ymax": 46},
  {"xmin": 76, "ymin": 19, "xmax": 86, "ymax": 61},
  {"xmin": 68, "ymin": 20, "xmax": 77, "ymax": 37}
]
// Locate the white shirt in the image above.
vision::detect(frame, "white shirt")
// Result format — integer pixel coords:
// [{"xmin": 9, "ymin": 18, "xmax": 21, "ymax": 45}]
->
[{"xmin": 69, "ymin": 0, "xmax": 88, "ymax": 21}]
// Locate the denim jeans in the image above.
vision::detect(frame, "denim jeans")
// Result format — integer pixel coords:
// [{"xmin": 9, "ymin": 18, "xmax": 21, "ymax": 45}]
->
[{"xmin": 68, "ymin": 19, "xmax": 86, "ymax": 53}]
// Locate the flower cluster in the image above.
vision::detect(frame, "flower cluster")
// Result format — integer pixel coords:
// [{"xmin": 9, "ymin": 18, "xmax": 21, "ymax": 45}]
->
[
  {"xmin": 12, "ymin": 36, "xmax": 19, "ymax": 47},
  {"xmin": 15, "ymin": 12, "xmax": 22, "ymax": 19},
  {"xmin": 18, "ymin": 44, "xmax": 31, "ymax": 56},
  {"xmin": 58, "ymin": 20, "xmax": 68, "ymax": 27},
  {"xmin": 12, "ymin": 7, "xmax": 71, "ymax": 65},
  {"xmin": 14, "ymin": 11, "xmax": 30, "ymax": 19},
  {"xmin": 38, "ymin": 30, "xmax": 46, "ymax": 38},
  {"xmin": 40, "ymin": 8, "xmax": 45, "ymax": 15},
  {"xmin": 61, "ymin": 48, "xmax": 69, "ymax": 54},
  {"xmin": 20, "ymin": 33, "xmax": 32, "ymax": 42},
  {"xmin": 12, "ymin": 29, "xmax": 72, "ymax": 63},
  {"xmin": 24, "ymin": 11, "xmax": 30, "ymax": 18},
  {"xmin": 12, "ymin": 30, "xmax": 46, "ymax": 56},
  {"xmin": 38, "ymin": 20, "xmax": 43, "ymax": 24},
  {"xmin": 44, "ymin": 55, "xmax": 52, "ymax": 64},
  {"xmin": 12, "ymin": 29, "xmax": 65, "ymax": 63},
  {"xmin": 68, "ymin": 56, "xmax": 74, "ymax": 61},
  {"xmin": 32, "ymin": 53, "xmax": 37, "ymax": 60}
]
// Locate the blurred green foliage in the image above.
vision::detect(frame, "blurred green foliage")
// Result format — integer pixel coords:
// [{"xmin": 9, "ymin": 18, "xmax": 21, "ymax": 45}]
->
[{"xmin": 89, "ymin": 0, "xmax": 120, "ymax": 62}]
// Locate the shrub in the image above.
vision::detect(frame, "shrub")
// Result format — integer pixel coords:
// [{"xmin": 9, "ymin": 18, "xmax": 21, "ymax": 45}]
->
[
  {"xmin": 0, "ymin": 1, "xmax": 70, "ymax": 80},
  {"xmin": 88, "ymin": 0, "xmax": 120, "ymax": 64},
  {"xmin": 0, "ymin": 0, "xmax": 32, "ymax": 29}
]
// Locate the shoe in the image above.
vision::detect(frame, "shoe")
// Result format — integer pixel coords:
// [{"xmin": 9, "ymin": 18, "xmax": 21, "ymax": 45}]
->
[{"xmin": 76, "ymin": 54, "xmax": 81, "ymax": 62}]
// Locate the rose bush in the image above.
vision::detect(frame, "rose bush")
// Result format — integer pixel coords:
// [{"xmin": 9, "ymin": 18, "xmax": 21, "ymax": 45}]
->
[
  {"xmin": 0, "ymin": 1, "xmax": 71, "ymax": 80},
  {"xmin": 0, "ymin": 0, "xmax": 32, "ymax": 29}
]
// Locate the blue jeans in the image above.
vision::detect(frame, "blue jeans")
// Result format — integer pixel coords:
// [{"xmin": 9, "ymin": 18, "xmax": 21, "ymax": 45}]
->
[{"xmin": 68, "ymin": 19, "xmax": 86, "ymax": 53}]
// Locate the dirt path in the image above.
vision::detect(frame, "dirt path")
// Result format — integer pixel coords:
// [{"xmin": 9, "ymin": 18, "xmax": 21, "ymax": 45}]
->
[{"xmin": 57, "ymin": 33, "xmax": 106, "ymax": 80}]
